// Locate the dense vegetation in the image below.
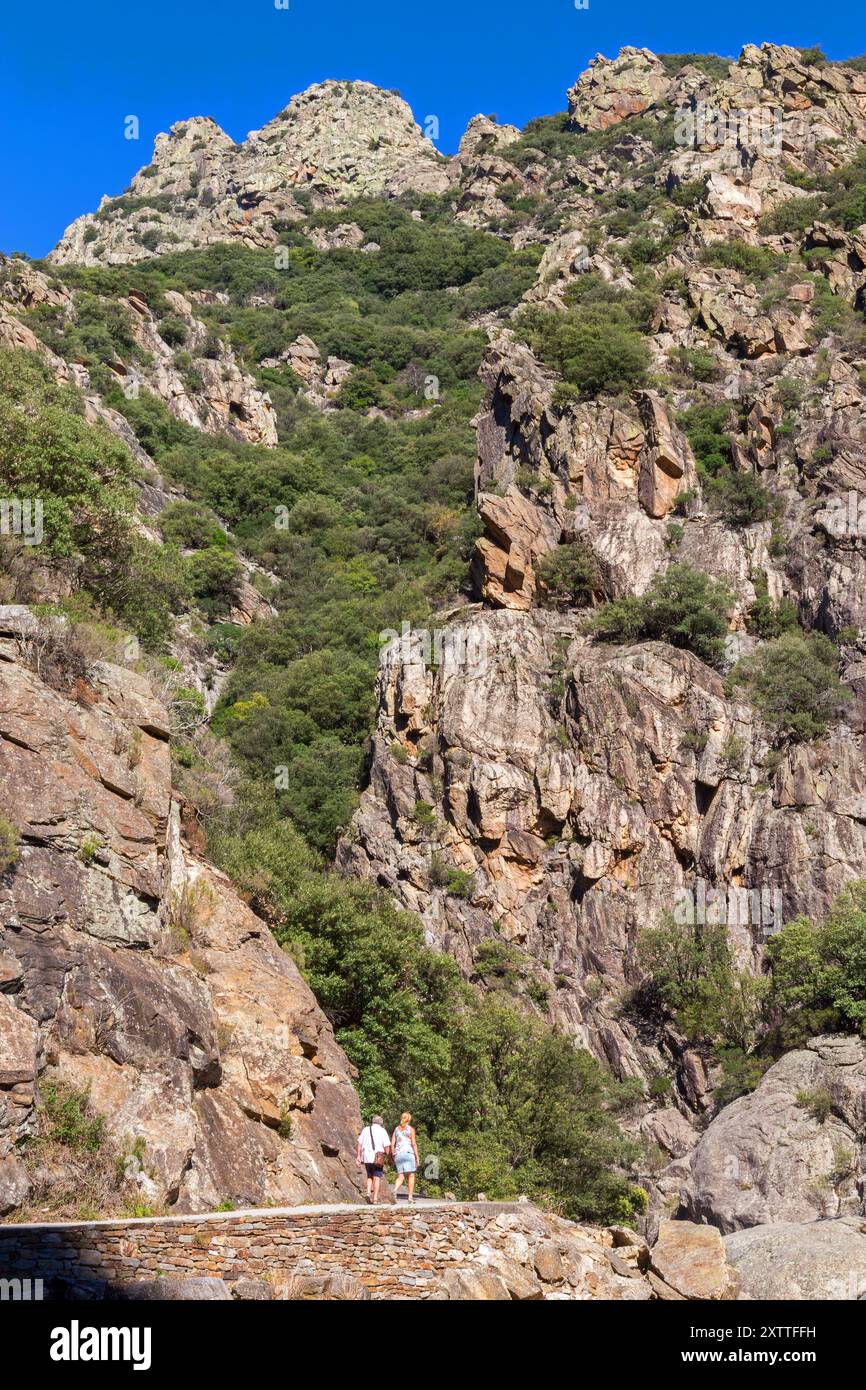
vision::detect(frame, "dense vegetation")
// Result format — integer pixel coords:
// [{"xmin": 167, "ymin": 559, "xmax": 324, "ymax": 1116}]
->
[
  {"xmin": 588, "ymin": 563, "xmax": 732, "ymax": 667},
  {"xmin": 210, "ymin": 798, "xmax": 645, "ymax": 1221},
  {"xmin": 634, "ymin": 880, "xmax": 866, "ymax": 1104},
  {"xmin": 0, "ymin": 349, "xmax": 187, "ymax": 645},
  {"xmin": 728, "ymin": 630, "xmax": 849, "ymax": 740},
  {"xmin": 516, "ymin": 273, "xmax": 654, "ymax": 403}
]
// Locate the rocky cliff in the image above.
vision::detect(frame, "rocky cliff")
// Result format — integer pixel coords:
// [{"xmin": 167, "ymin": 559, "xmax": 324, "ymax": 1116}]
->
[
  {"xmin": 337, "ymin": 42, "xmax": 866, "ymax": 1251},
  {"xmin": 0, "ymin": 606, "xmax": 364, "ymax": 1217}
]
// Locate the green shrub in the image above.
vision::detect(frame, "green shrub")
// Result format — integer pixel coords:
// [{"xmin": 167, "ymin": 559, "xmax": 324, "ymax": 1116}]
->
[
  {"xmin": 515, "ymin": 275, "xmax": 653, "ymax": 401},
  {"xmin": 336, "ymin": 367, "xmax": 384, "ymax": 411},
  {"xmin": 535, "ymin": 541, "xmax": 601, "ymax": 607},
  {"xmin": 40, "ymin": 1082, "xmax": 106, "ymax": 1153},
  {"xmin": 672, "ymin": 346, "xmax": 719, "ymax": 381},
  {"xmin": 635, "ymin": 913, "xmax": 768, "ymax": 1052},
  {"xmin": 701, "ymin": 241, "xmax": 781, "ymax": 281},
  {"xmin": 713, "ymin": 1047, "xmax": 772, "ymax": 1106},
  {"xmin": 649, "ymin": 1074, "xmax": 673, "ymax": 1099},
  {"xmin": 678, "ymin": 401, "xmax": 733, "ymax": 474},
  {"xmin": 729, "ymin": 629, "xmax": 848, "ymax": 739},
  {"xmin": 762, "ymin": 195, "xmax": 824, "ymax": 235},
  {"xmin": 767, "ymin": 880, "xmax": 866, "ymax": 1042},
  {"xmin": 475, "ymin": 940, "xmax": 523, "ymax": 988},
  {"xmin": 157, "ymin": 314, "xmax": 188, "ymax": 347},
  {"xmin": 711, "ymin": 469, "xmax": 774, "ymax": 527},
  {"xmin": 0, "ymin": 817, "xmax": 19, "ymax": 873},
  {"xmin": 413, "ymin": 799, "xmax": 436, "ymax": 832},
  {"xmin": 658, "ymin": 52, "xmax": 731, "ymax": 80},
  {"xmin": 796, "ymin": 1087, "xmax": 834, "ymax": 1123},
  {"xmin": 589, "ymin": 563, "xmax": 732, "ymax": 667},
  {"xmin": 678, "ymin": 401, "xmax": 773, "ymax": 526},
  {"xmin": 159, "ymin": 500, "xmax": 227, "ymax": 550},
  {"xmin": 0, "ymin": 348, "xmax": 135, "ymax": 563},
  {"xmin": 0, "ymin": 349, "xmax": 184, "ymax": 646},
  {"xmin": 445, "ymin": 868, "xmax": 475, "ymax": 899},
  {"xmin": 185, "ymin": 546, "xmax": 242, "ymax": 617},
  {"xmin": 747, "ymin": 576, "xmax": 799, "ymax": 638},
  {"xmin": 429, "ymin": 851, "xmax": 450, "ymax": 887}
]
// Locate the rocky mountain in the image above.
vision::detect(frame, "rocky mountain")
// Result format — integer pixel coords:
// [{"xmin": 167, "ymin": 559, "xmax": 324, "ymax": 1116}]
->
[
  {"xmin": 50, "ymin": 82, "xmax": 448, "ymax": 266},
  {"xmin": 3, "ymin": 40, "xmax": 866, "ymax": 1296}
]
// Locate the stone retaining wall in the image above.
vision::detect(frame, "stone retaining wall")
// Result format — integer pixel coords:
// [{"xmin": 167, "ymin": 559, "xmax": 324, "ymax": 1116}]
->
[{"xmin": 0, "ymin": 1201, "xmax": 548, "ymax": 1300}]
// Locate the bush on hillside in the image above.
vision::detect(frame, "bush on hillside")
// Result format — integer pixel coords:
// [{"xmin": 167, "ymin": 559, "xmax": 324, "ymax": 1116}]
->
[
  {"xmin": 728, "ymin": 629, "xmax": 848, "ymax": 739},
  {"xmin": 588, "ymin": 563, "xmax": 732, "ymax": 667},
  {"xmin": 515, "ymin": 276, "xmax": 653, "ymax": 402},
  {"xmin": 535, "ymin": 541, "xmax": 601, "ymax": 607},
  {"xmin": 635, "ymin": 913, "xmax": 768, "ymax": 1053},
  {"xmin": 767, "ymin": 880, "xmax": 866, "ymax": 1045}
]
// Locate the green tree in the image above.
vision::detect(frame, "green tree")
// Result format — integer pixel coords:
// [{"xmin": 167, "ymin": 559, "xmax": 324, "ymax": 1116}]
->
[
  {"xmin": 589, "ymin": 563, "xmax": 731, "ymax": 667},
  {"xmin": 535, "ymin": 541, "xmax": 601, "ymax": 607},
  {"xmin": 729, "ymin": 629, "xmax": 848, "ymax": 740},
  {"xmin": 767, "ymin": 880, "xmax": 866, "ymax": 1042}
]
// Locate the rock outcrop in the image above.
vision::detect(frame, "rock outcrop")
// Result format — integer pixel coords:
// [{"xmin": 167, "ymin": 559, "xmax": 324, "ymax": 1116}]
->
[
  {"xmin": 681, "ymin": 1036, "xmax": 866, "ymax": 1232},
  {"xmin": 725, "ymin": 1216, "xmax": 866, "ymax": 1300},
  {"xmin": 340, "ymin": 612, "xmax": 866, "ymax": 1095},
  {"xmin": 121, "ymin": 289, "xmax": 278, "ymax": 446},
  {"xmin": 0, "ymin": 607, "xmax": 364, "ymax": 1214},
  {"xmin": 649, "ymin": 1219, "xmax": 739, "ymax": 1300},
  {"xmin": 50, "ymin": 83, "xmax": 447, "ymax": 266},
  {"xmin": 568, "ymin": 49, "xmax": 675, "ymax": 132}
]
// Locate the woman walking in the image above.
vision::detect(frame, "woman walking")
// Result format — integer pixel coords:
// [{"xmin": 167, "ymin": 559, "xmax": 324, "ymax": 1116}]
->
[
  {"xmin": 391, "ymin": 1112, "xmax": 420, "ymax": 1203},
  {"xmin": 356, "ymin": 1115, "xmax": 391, "ymax": 1205}
]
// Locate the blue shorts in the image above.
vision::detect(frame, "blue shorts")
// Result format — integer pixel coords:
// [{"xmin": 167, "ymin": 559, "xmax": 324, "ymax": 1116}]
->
[
  {"xmin": 364, "ymin": 1162, "xmax": 384, "ymax": 1178},
  {"xmin": 395, "ymin": 1153, "xmax": 417, "ymax": 1174}
]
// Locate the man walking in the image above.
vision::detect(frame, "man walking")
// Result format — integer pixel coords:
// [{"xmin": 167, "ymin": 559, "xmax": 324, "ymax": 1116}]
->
[{"xmin": 356, "ymin": 1115, "xmax": 390, "ymax": 1204}]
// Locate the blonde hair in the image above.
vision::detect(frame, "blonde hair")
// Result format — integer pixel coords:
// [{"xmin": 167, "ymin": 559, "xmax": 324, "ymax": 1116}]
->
[{"xmin": 400, "ymin": 1111, "xmax": 411, "ymax": 1125}]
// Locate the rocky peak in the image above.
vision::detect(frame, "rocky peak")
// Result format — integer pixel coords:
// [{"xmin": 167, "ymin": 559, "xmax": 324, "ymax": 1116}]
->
[
  {"xmin": 50, "ymin": 80, "xmax": 448, "ymax": 267},
  {"xmin": 250, "ymin": 79, "xmax": 445, "ymax": 194},
  {"xmin": 457, "ymin": 114, "xmax": 521, "ymax": 158},
  {"xmin": 567, "ymin": 47, "xmax": 674, "ymax": 131}
]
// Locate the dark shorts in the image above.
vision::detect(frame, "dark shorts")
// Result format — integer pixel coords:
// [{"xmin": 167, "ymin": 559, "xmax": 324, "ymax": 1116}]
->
[{"xmin": 364, "ymin": 1162, "xmax": 384, "ymax": 1178}]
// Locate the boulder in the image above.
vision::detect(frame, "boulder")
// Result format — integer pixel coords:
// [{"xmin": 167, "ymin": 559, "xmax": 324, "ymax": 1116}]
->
[
  {"xmin": 681, "ymin": 1039, "xmax": 866, "ymax": 1232},
  {"xmin": 650, "ymin": 1220, "xmax": 740, "ymax": 1300},
  {"xmin": 725, "ymin": 1218, "xmax": 866, "ymax": 1300},
  {"xmin": 119, "ymin": 1278, "xmax": 232, "ymax": 1301}
]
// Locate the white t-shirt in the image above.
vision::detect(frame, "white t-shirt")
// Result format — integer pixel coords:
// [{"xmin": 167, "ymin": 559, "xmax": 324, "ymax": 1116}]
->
[{"xmin": 358, "ymin": 1124, "xmax": 390, "ymax": 1163}]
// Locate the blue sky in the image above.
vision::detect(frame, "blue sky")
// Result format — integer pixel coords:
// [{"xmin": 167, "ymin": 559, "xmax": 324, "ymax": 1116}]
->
[{"xmin": 2, "ymin": 0, "xmax": 864, "ymax": 257}]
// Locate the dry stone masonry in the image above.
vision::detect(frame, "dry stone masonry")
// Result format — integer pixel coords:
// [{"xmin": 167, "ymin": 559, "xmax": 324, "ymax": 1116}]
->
[{"xmin": 0, "ymin": 1201, "xmax": 736, "ymax": 1301}]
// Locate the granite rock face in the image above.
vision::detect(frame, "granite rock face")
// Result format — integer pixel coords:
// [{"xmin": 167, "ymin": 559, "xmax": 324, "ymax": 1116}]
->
[
  {"xmin": 681, "ymin": 1037, "xmax": 866, "ymax": 1232},
  {"xmin": 340, "ymin": 611, "xmax": 866, "ymax": 1096},
  {"xmin": 725, "ymin": 1217, "xmax": 866, "ymax": 1300},
  {"xmin": 0, "ymin": 612, "xmax": 365, "ymax": 1215},
  {"xmin": 49, "ymin": 82, "xmax": 447, "ymax": 266}
]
